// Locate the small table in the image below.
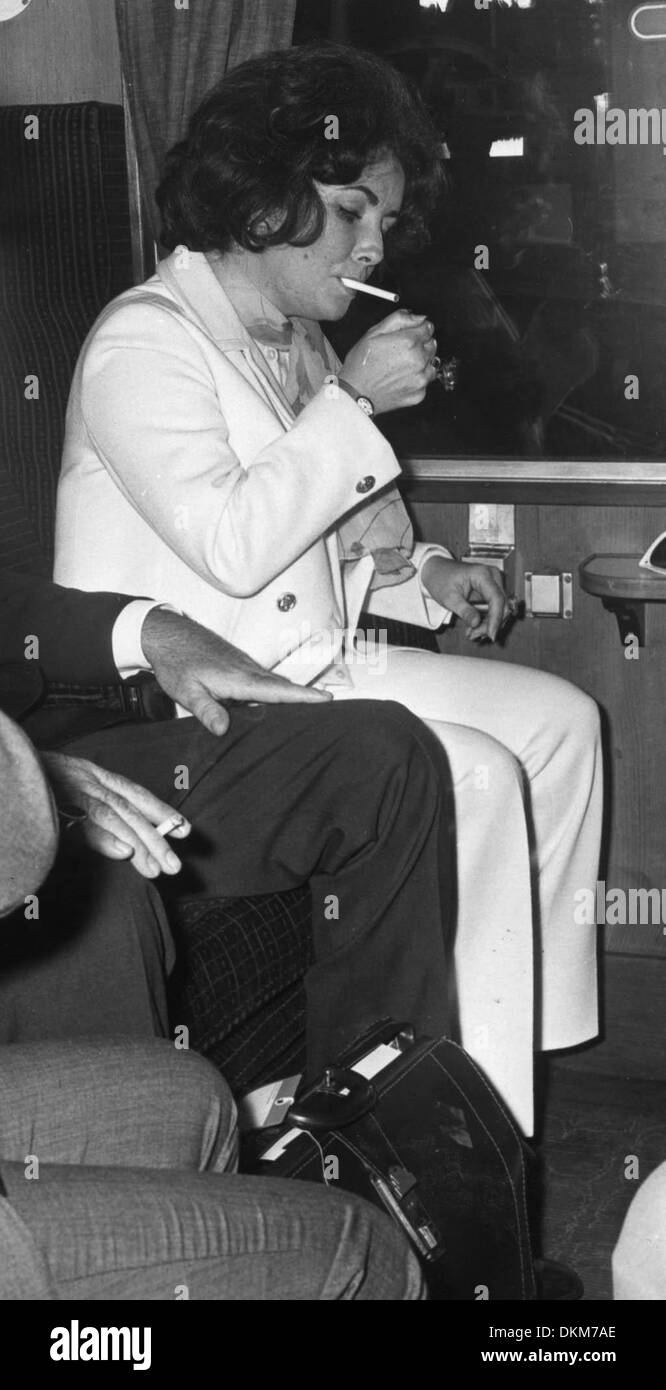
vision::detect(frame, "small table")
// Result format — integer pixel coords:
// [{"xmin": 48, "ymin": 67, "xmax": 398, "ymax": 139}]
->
[{"xmin": 579, "ymin": 554, "xmax": 666, "ymax": 646}]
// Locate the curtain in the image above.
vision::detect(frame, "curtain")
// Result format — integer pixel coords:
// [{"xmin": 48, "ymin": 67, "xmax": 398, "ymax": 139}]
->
[{"xmin": 115, "ymin": 0, "xmax": 298, "ymax": 278}]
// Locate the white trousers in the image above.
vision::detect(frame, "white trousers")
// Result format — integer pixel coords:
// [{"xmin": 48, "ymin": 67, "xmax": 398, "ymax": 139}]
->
[
  {"xmin": 613, "ymin": 1163, "xmax": 666, "ymax": 1299},
  {"xmin": 327, "ymin": 648, "xmax": 603, "ymax": 1134}
]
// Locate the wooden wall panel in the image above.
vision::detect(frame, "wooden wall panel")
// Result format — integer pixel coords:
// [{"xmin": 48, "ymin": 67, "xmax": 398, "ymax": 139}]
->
[
  {"xmin": 0, "ymin": 0, "xmax": 122, "ymax": 106},
  {"xmin": 410, "ymin": 498, "xmax": 666, "ymax": 957},
  {"xmin": 556, "ymin": 953, "xmax": 666, "ymax": 1081}
]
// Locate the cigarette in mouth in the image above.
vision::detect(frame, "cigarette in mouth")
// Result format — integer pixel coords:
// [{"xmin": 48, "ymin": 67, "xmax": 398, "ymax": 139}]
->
[
  {"xmin": 156, "ymin": 814, "xmax": 187, "ymax": 838},
  {"xmin": 340, "ymin": 278, "xmax": 400, "ymax": 303}
]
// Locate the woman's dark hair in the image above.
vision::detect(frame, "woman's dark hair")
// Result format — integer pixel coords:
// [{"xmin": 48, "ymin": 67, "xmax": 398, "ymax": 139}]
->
[{"xmin": 156, "ymin": 43, "xmax": 445, "ymax": 263}]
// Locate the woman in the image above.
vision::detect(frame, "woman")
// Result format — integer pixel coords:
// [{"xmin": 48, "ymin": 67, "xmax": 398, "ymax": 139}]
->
[{"xmin": 55, "ymin": 43, "xmax": 602, "ymax": 1135}]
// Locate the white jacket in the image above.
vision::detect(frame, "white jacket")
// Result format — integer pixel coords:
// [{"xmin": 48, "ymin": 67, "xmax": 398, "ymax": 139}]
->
[{"xmin": 55, "ymin": 250, "xmax": 451, "ymax": 682}]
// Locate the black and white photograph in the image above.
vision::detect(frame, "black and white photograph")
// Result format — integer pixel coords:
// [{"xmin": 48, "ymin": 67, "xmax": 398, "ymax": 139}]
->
[{"xmin": 0, "ymin": 0, "xmax": 663, "ymax": 1358}]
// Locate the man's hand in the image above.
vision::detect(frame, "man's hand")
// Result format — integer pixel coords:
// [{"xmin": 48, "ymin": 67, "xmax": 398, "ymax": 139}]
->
[
  {"xmin": 421, "ymin": 556, "xmax": 508, "ymax": 643},
  {"xmin": 41, "ymin": 752, "xmax": 191, "ymax": 879},
  {"xmin": 140, "ymin": 609, "xmax": 332, "ymax": 736}
]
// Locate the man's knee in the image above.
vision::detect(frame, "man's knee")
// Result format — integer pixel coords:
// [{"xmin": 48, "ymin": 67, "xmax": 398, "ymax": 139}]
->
[
  {"xmin": 48, "ymin": 1038, "xmax": 238, "ymax": 1171},
  {"xmin": 339, "ymin": 698, "xmax": 448, "ymax": 797},
  {"xmin": 141, "ymin": 1041, "xmax": 237, "ymax": 1166},
  {"xmin": 340, "ymin": 1196, "xmax": 425, "ymax": 1300},
  {"xmin": 313, "ymin": 1187, "xmax": 425, "ymax": 1300},
  {"xmin": 111, "ymin": 861, "xmax": 177, "ymax": 974}
]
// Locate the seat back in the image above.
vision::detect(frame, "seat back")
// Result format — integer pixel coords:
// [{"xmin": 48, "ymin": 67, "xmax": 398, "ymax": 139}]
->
[{"xmin": 0, "ymin": 103, "xmax": 133, "ymax": 573}]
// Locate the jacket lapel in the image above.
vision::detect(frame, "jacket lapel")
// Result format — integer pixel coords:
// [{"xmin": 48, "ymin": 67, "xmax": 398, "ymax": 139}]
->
[
  {"xmin": 155, "ymin": 250, "xmax": 360, "ymax": 661},
  {"xmin": 156, "ymin": 252, "xmax": 298, "ymax": 428}
]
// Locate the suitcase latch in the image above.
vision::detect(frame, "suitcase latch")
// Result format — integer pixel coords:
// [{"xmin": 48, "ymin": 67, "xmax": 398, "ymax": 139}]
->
[
  {"xmin": 388, "ymin": 1165, "xmax": 418, "ymax": 1199},
  {"xmin": 372, "ymin": 1166, "xmax": 445, "ymax": 1263}
]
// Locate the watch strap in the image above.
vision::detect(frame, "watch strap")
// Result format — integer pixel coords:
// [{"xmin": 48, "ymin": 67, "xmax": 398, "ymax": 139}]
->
[{"xmin": 336, "ymin": 377, "xmax": 375, "ymax": 417}]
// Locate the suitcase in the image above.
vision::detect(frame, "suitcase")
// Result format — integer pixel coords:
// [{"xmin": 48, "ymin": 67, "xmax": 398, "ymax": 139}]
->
[{"xmin": 241, "ymin": 1020, "xmax": 537, "ymax": 1300}]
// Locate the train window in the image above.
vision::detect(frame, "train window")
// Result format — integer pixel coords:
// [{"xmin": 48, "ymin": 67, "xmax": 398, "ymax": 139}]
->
[{"xmin": 294, "ymin": 0, "xmax": 666, "ymax": 468}]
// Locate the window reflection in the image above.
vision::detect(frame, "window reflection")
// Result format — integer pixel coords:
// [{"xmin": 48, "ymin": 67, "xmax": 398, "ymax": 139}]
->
[{"xmin": 296, "ymin": 0, "xmax": 666, "ymax": 462}]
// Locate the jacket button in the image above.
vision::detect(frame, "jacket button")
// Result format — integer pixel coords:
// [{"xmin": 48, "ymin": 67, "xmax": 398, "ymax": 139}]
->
[
  {"xmin": 356, "ymin": 476, "xmax": 375, "ymax": 494},
  {"xmin": 277, "ymin": 592, "xmax": 297, "ymax": 612}
]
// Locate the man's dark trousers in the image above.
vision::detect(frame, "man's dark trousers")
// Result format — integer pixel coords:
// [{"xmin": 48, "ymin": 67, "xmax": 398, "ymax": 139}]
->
[{"xmin": 6, "ymin": 699, "xmax": 456, "ymax": 1072}]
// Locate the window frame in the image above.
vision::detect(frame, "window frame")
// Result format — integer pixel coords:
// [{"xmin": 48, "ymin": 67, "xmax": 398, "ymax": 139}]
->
[{"xmin": 401, "ymin": 453, "xmax": 666, "ymax": 506}]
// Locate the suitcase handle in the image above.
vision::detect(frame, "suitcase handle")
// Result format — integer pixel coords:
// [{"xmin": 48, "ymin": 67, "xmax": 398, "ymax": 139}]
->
[{"xmin": 287, "ymin": 1067, "xmax": 376, "ymax": 1132}]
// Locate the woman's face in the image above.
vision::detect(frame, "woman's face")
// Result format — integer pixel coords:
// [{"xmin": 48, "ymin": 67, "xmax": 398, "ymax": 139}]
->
[{"xmin": 248, "ymin": 152, "xmax": 406, "ymax": 321}]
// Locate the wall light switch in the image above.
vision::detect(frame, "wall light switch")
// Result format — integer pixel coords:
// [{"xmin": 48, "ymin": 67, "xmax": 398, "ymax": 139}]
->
[{"xmin": 525, "ymin": 572, "xmax": 573, "ymax": 618}]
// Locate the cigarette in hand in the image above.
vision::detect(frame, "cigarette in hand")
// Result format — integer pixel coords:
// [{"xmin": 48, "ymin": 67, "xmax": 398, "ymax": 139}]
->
[
  {"xmin": 473, "ymin": 597, "xmax": 523, "ymax": 624},
  {"xmin": 340, "ymin": 278, "xmax": 400, "ymax": 303},
  {"xmin": 155, "ymin": 813, "xmax": 188, "ymax": 838}
]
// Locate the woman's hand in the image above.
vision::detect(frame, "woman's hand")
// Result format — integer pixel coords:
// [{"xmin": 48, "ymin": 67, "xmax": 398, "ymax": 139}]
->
[
  {"xmin": 339, "ymin": 310, "xmax": 439, "ymax": 415},
  {"xmin": 41, "ymin": 752, "xmax": 191, "ymax": 879},
  {"xmin": 421, "ymin": 556, "xmax": 508, "ymax": 643}
]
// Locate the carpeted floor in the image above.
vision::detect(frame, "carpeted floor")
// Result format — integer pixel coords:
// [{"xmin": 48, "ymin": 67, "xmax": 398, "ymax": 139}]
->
[{"xmin": 538, "ymin": 1067, "xmax": 666, "ymax": 1301}]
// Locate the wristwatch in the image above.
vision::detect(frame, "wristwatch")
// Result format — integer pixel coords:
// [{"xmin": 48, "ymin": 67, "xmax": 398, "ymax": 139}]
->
[{"xmin": 336, "ymin": 377, "xmax": 375, "ymax": 419}]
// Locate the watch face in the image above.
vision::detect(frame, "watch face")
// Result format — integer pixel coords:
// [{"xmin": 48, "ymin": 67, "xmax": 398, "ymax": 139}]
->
[{"xmin": 357, "ymin": 396, "xmax": 375, "ymax": 417}]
